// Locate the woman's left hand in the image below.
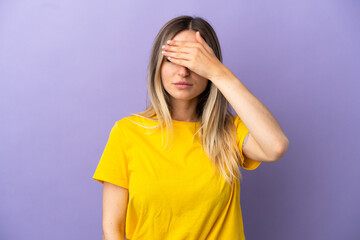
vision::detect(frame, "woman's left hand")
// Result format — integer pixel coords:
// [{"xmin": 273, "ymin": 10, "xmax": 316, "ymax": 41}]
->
[{"xmin": 161, "ymin": 31, "xmax": 225, "ymax": 81}]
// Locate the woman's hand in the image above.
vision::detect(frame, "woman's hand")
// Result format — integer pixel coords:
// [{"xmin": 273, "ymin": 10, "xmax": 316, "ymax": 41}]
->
[{"xmin": 161, "ymin": 31, "xmax": 225, "ymax": 81}]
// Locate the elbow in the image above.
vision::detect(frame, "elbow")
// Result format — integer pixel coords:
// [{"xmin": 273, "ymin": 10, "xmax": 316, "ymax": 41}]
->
[{"xmin": 268, "ymin": 137, "xmax": 290, "ymax": 162}]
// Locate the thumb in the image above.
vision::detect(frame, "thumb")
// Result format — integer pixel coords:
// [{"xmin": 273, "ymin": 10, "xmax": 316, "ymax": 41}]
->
[
  {"xmin": 196, "ymin": 31, "xmax": 206, "ymax": 44},
  {"xmin": 196, "ymin": 31, "xmax": 212, "ymax": 53}
]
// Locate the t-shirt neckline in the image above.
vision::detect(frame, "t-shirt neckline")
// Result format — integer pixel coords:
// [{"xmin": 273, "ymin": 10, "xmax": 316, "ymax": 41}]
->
[
  {"xmin": 150, "ymin": 115, "xmax": 200, "ymax": 126},
  {"xmin": 172, "ymin": 119, "xmax": 200, "ymax": 126}
]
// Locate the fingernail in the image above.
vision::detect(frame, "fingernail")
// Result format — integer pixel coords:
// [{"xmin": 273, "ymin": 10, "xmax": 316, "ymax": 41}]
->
[
  {"xmin": 167, "ymin": 40, "xmax": 172, "ymax": 44},
  {"xmin": 162, "ymin": 45, "xmax": 166, "ymax": 49}
]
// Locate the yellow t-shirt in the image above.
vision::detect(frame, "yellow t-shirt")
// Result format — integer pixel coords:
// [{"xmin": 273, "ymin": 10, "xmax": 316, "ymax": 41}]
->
[{"xmin": 93, "ymin": 114, "xmax": 261, "ymax": 240}]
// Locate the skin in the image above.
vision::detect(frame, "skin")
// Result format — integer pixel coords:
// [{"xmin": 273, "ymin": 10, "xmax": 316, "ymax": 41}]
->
[
  {"xmin": 160, "ymin": 30, "xmax": 208, "ymax": 122},
  {"xmin": 102, "ymin": 182, "xmax": 127, "ymax": 240},
  {"xmin": 162, "ymin": 30, "xmax": 289, "ymax": 162},
  {"xmin": 102, "ymin": 28, "xmax": 290, "ymax": 240}
]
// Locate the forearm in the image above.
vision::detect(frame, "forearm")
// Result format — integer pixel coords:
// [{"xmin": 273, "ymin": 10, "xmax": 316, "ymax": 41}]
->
[{"xmin": 210, "ymin": 66, "xmax": 289, "ymax": 158}]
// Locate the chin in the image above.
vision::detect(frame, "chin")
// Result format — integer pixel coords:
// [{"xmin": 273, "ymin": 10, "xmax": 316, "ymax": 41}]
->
[{"xmin": 170, "ymin": 93, "xmax": 197, "ymax": 101}]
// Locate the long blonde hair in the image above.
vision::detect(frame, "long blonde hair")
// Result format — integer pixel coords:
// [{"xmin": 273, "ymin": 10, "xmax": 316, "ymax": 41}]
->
[{"xmin": 130, "ymin": 15, "xmax": 245, "ymax": 188}]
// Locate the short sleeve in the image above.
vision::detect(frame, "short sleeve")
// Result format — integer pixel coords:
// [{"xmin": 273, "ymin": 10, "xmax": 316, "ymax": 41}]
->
[
  {"xmin": 233, "ymin": 115, "xmax": 262, "ymax": 171},
  {"xmin": 92, "ymin": 121, "xmax": 129, "ymax": 189}
]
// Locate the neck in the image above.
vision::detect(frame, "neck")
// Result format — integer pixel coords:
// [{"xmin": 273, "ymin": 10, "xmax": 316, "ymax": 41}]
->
[{"xmin": 170, "ymin": 98, "xmax": 198, "ymax": 122}]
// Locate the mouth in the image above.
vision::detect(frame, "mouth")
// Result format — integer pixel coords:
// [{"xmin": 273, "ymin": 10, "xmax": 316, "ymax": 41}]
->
[
  {"xmin": 174, "ymin": 81, "xmax": 193, "ymax": 85},
  {"xmin": 174, "ymin": 83, "xmax": 193, "ymax": 89}
]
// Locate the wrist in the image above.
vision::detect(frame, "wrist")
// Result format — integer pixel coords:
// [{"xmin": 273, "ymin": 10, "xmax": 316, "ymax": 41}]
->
[{"xmin": 209, "ymin": 64, "xmax": 234, "ymax": 84}]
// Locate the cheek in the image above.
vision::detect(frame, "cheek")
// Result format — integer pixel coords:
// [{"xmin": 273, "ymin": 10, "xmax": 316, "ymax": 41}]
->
[
  {"xmin": 160, "ymin": 69, "xmax": 173, "ymax": 90},
  {"xmin": 201, "ymin": 84, "xmax": 208, "ymax": 93},
  {"xmin": 198, "ymin": 79, "xmax": 209, "ymax": 91},
  {"xmin": 161, "ymin": 65, "xmax": 173, "ymax": 78}
]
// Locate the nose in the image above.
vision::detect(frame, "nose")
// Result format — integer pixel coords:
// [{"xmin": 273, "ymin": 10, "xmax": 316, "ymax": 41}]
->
[{"xmin": 177, "ymin": 65, "xmax": 190, "ymax": 77}]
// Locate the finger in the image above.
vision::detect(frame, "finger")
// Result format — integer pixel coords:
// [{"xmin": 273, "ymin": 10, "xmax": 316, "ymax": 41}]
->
[
  {"xmin": 195, "ymin": 31, "xmax": 206, "ymax": 45},
  {"xmin": 167, "ymin": 39, "xmax": 200, "ymax": 48},
  {"xmin": 165, "ymin": 44, "xmax": 206, "ymax": 60},
  {"xmin": 162, "ymin": 50, "xmax": 191, "ymax": 61},
  {"xmin": 194, "ymin": 32, "xmax": 215, "ymax": 54},
  {"xmin": 166, "ymin": 56, "xmax": 189, "ymax": 67},
  {"xmin": 168, "ymin": 39, "xmax": 212, "ymax": 58},
  {"xmin": 163, "ymin": 44, "xmax": 192, "ymax": 54}
]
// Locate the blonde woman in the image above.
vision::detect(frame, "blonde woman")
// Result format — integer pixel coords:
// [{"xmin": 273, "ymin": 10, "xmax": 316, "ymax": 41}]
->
[{"xmin": 93, "ymin": 15, "xmax": 289, "ymax": 240}]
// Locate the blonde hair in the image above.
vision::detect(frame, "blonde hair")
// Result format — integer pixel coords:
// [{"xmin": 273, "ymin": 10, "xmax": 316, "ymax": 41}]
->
[{"xmin": 130, "ymin": 15, "xmax": 245, "ymax": 188}]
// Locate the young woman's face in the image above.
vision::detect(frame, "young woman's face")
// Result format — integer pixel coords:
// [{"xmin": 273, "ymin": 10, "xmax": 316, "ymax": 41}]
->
[{"xmin": 160, "ymin": 30, "xmax": 209, "ymax": 103}]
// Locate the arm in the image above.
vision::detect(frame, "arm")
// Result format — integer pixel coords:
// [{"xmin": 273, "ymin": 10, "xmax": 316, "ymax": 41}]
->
[
  {"xmin": 211, "ymin": 66, "xmax": 289, "ymax": 162},
  {"xmin": 102, "ymin": 181, "xmax": 128, "ymax": 240},
  {"xmin": 162, "ymin": 34, "xmax": 289, "ymax": 162}
]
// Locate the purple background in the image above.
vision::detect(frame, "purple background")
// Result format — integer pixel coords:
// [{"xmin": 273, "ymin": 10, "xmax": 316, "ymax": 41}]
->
[{"xmin": 1, "ymin": 0, "xmax": 359, "ymax": 239}]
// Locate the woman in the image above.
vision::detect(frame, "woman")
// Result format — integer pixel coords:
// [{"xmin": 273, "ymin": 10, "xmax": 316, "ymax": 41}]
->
[{"xmin": 93, "ymin": 15, "xmax": 289, "ymax": 240}]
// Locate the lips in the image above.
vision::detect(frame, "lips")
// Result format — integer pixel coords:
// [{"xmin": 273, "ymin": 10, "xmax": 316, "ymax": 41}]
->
[{"xmin": 174, "ymin": 82, "xmax": 192, "ymax": 85}]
